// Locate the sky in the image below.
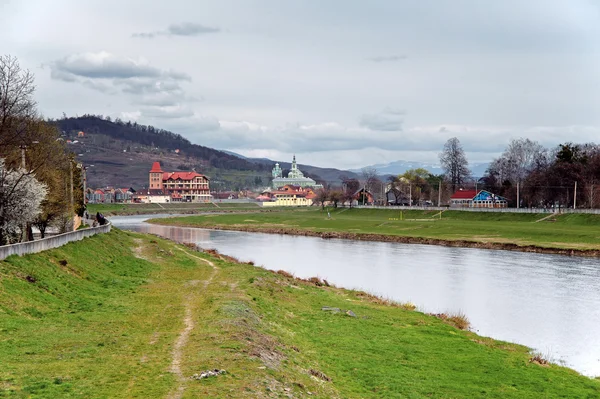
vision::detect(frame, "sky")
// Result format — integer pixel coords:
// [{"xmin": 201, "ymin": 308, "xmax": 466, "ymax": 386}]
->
[{"xmin": 1, "ymin": 0, "xmax": 600, "ymax": 169}]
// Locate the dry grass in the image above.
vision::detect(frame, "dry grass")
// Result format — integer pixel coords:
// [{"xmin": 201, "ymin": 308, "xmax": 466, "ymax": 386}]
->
[
  {"xmin": 309, "ymin": 369, "xmax": 332, "ymax": 382},
  {"xmin": 430, "ymin": 311, "xmax": 471, "ymax": 331},
  {"xmin": 354, "ymin": 291, "xmax": 416, "ymax": 310},
  {"xmin": 276, "ymin": 270, "xmax": 294, "ymax": 279},
  {"xmin": 529, "ymin": 352, "xmax": 550, "ymax": 367},
  {"xmin": 306, "ymin": 276, "xmax": 325, "ymax": 287}
]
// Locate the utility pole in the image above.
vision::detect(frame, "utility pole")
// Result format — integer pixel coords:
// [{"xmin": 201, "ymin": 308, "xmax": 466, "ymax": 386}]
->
[
  {"xmin": 438, "ymin": 180, "xmax": 442, "ymax": 207},
  {"xmin": 20, "ymin": 145, "xmax": 26, "ymax": 170},
  {"xmin": 82, "ymin": 165, "xmax": 87, "ymax": 205},
  {"xmin": 20, "ymin": 145, "xmax": 27, "ymax": 242},
  {"xmin": 574, "ymin": 181, "xmax": 577, "ymax": 209},
  {"xmin": 70, "ymin": 162, "xmax": 74, "ymax": 231}
]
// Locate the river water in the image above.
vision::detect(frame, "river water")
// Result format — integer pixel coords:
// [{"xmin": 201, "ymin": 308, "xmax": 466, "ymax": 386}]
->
[{"xmin": 112, "ymin": 214, "xmax": 600, "ymax": 376}]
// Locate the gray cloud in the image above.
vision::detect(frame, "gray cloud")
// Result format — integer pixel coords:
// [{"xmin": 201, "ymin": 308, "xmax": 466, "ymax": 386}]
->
[
  {"xmin": 51, "ymin": 52, "xmax": 190, "ymax": 83},
  {"xmin": 133, "ymin": 22, "xmax": 220, "ymax": 38},
  {"xmin": 368, "ymin": 55, "xmax": 408, "ymax": 63},
  {"xmin": 53, "ymin": 52, "xmax": 161, "ymax": 79},
  {"xmin": 50, "ymin": 52, "xmax": 191, "ymax": 97},
  {"xmin": 359, "ymin": 108, "xmax": 405, "ymax": 131}
]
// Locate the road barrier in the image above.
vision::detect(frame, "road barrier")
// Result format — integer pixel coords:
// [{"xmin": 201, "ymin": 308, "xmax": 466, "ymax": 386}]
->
[{"xmin": 0, "ymin": 222, "xmax": 111, "ymax": 260}]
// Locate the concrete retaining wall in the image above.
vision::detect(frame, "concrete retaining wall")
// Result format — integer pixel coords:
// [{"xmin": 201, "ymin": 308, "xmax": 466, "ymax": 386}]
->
[{"xmin": 0, "ymin": 223, "xmax": 111, "ymax": 260}]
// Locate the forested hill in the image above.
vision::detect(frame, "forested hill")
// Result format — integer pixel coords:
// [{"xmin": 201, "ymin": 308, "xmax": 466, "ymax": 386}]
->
[{"xmin": 53, "ymin": 115, "xmax": 264, "ymax": 171}]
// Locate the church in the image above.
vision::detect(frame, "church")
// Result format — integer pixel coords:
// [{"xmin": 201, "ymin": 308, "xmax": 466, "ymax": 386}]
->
[{"xmin": 271, "ymin": 156, "xmax": 323, "ymax": 189}]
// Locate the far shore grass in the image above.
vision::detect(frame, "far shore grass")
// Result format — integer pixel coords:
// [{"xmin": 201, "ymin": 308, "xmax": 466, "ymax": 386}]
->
[
  {"xmin": 147, "ymin": 207, "xmax": 600, "ymax": 252},
  {"xmin": 1, "ymin": 229, "xmax": 599, "ymax": 398},
  {"xmin": 87, "ymin": 201, "xmax": 261, "ymax": 216}
]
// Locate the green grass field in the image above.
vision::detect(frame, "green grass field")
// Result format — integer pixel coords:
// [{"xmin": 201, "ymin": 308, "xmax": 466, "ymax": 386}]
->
[
  {"xmin": 149, "ymin": 207, "xmax": 600, "ymax": 251},
  {"xmin": 1, "ymin": 229, "xmax": 599, "ymax": 398},
  {"xmin": 87, "ymin": 201, "xmax": 261, "ymax": 216}
]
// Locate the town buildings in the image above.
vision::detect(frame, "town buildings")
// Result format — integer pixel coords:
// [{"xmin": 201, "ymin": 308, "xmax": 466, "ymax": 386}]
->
[
  {"xmin": 86, "ymin": 162, "xmax": 211, "ymax": 204},
  {"xmin": 86, "ymin": 187, "xmax": 135, "ymax": 204}
]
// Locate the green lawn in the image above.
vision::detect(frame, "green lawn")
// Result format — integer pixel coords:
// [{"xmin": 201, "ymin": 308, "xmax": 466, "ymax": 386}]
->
[
  {"xmin": 150, "ymin": 207, "xmax": 600, "ymax": 251},
  {"xmin": 1, "ymin": 229, "xmax": 599, "ymax": 398},
  {"xmin": 87, "ymin": 201, "xmax": 261, "ymax": 216}
]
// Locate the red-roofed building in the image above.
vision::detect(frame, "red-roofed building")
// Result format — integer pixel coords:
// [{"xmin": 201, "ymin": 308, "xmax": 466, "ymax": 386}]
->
[
  {"xmin": 260, "ymin": 185, "xmax": 315, "ymax": 207},
  {"xmin": 450, "ymin": 189, "xmax": 507, "ymax": 208},
  {"xmin": 149, "ymin": 161, "xmax": 211, "ymax": 202},
  {"xmin": 450, "ymin": 189, "xmax": 478, "ymax": 207}
]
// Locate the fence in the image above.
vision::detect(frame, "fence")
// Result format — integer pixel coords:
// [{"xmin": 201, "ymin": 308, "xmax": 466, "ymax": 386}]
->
[
  {"xmin": 0, "ymin": 222, "xmax": 111, "ymax": 261},
  {"xmin": 353, "ymin": 205, "xmax": 600, "ymax": 214}
]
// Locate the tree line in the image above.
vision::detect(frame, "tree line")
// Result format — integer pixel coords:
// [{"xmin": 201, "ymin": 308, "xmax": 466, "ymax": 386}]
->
[
  {"xmin": 313, "ymin": 136, "xmax": 600, "ymax": 209},
  {"xmin": 1, "ymin": 55, "xmax": 84, "ymax": 245},
  {"xmin": 480, "ymin": 139, "xmax": 600, "ymax": 208}
]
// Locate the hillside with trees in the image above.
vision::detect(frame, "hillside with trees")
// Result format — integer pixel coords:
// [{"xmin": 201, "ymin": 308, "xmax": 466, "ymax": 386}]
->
[{"xmin": 51, "ymin": 115, "xmax": 356, "ymax": 190}]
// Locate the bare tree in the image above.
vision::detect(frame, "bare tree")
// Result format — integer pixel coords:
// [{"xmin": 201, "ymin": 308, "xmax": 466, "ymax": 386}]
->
[
  {"xmin": 0, "ymin": 55, "xmax": 37, "ymax": 149},
  {"xmin": 489, "ymin": 138, "xmax": 547, "ymax": 185},
  {"xmin": 361, "ymin": 167, "xmax": 379, "ymax": 192},
  {"xmin": 315, "ymin": 187, "xmax": 330, "ymax": 210},
  {"xmin": 328, "ymin": 190, "xmax": 342, "ymax": 208},
  {"xmin": 439, "ymin": 137, "xmax": 471, "ymax": 192}
]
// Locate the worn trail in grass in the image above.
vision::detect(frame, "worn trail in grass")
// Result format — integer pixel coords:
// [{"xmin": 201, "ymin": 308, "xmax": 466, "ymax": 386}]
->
[
  {"xmin": 151, "ymin": 207, "xmax": 600, "ymax": 252},
  {"xmin": 1, "ymin": 229, "xmax": 599, "ymax": 398}
]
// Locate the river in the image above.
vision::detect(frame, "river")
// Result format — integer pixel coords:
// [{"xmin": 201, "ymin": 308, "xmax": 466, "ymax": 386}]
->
[{"xmin": 112, "ymin": 214, "xmax": 600, "ymax": 376}]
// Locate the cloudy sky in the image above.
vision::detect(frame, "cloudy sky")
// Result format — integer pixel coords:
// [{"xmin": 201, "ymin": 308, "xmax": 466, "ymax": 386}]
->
[{"xmin": 2, "ymin": 0, "xmax": 600, "ymax": 169}]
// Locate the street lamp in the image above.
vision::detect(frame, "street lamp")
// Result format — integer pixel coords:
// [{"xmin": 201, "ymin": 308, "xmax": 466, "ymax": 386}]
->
[
  {"xmin": 19, "ymin": 141, "xmax": 40, "ymax": 171},
  {"xmin": 77, "ymin": 163, "xmax": 89, "ymax": 219}
]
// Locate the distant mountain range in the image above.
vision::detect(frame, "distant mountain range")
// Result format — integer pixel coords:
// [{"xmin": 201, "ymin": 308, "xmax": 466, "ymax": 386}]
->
[{"xmin": 351, "ymin": 160, "xmax": 490, "ymax": 178}]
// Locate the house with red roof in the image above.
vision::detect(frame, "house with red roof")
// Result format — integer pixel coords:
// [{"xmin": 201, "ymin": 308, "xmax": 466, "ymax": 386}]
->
[
  {"xmin": 450, "ymin": 189, "xmax": 508, "ymax": 208},
  {"xmin": 260, "ymin": 185, "xmax": 315, "ymax": 207},
  {"xmin": 149, "ymin": 161, "xmax": 211, "ymax": 202}
]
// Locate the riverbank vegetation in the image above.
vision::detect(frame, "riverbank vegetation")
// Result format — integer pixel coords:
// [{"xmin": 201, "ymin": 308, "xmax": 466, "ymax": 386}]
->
[
  {"xmin": 1, "ymin": 229, "xmax": 599, "ymax": 397},
  {"xmin": 149, "ymin": 207, "xmax": 600, "ymax": 253}
]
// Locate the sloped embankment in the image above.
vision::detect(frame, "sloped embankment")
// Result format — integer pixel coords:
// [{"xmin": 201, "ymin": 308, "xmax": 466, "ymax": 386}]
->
[{"xmin": 0, "ymin": 229, "xmax": 598, "ymax": 398}]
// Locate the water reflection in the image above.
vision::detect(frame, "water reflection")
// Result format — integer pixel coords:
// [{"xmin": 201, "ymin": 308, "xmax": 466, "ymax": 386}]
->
[{"xmin": 112, "ymin": 215, "xmax": 600, "ymax": 376}]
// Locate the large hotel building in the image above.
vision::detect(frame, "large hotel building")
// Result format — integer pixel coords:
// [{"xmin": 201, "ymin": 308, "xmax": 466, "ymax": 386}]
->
[{"xmin": 149, "ymin": 161, "xmax": 211, "ymax": 202}]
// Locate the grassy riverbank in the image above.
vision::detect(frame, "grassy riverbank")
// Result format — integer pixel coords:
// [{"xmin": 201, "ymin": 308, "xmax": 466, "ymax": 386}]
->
[
  {"xmin": 86, "ymin": 202, "xmax": 261, "ymax": 216},
  {"xmin": 1, "ymin": 229, "xmax": 599, "ymax": 397},
  {"xmin": 149, "ymin": 207, "xmax": 600, "ymax": 253}
]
